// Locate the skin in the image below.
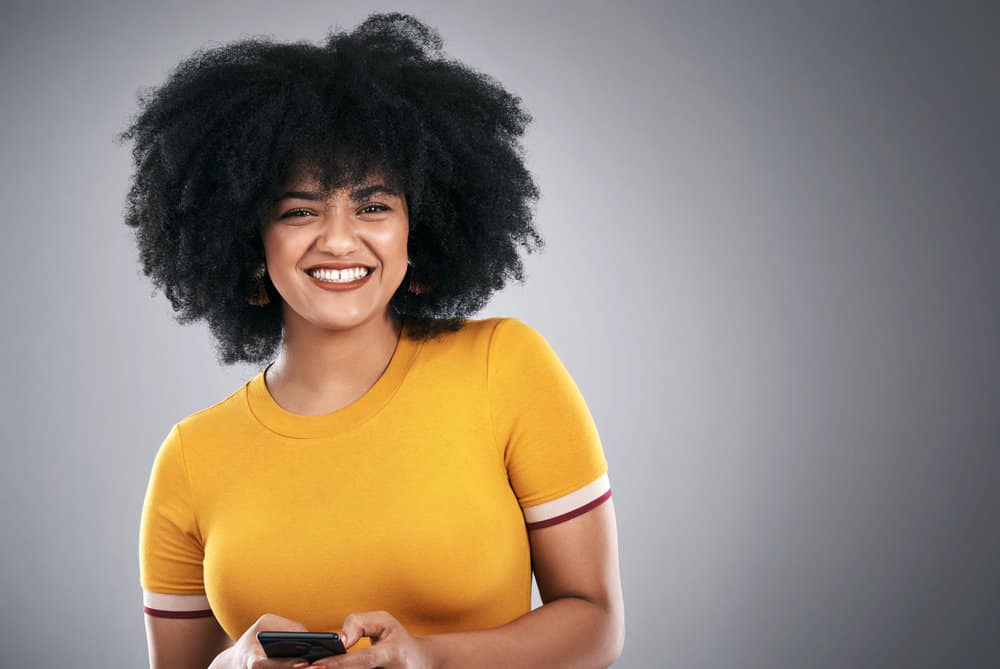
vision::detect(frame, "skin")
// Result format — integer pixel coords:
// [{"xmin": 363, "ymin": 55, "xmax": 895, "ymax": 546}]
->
[
  {"xmin": 260, "ymin": 170, "xmax": 410, "ymax": 416},
  {"xmin": 145, "ymin": 168, "xmax": 625, "ymax": 668}
]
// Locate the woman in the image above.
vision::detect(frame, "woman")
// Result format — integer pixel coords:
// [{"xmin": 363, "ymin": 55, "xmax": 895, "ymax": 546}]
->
[{"xmin": 120, "ymin": 13, "xmax": 624, "ymax": 669}]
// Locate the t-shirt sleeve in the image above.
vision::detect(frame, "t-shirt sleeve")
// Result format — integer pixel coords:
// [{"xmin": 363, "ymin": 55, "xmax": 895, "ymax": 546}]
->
[
  {"xmin": 488, "ymin": 317, "xmax": 612, "ymax": 530},
  {"xmin": 139, "ymin": 423, "xmax": 214, "ymax": 618}
]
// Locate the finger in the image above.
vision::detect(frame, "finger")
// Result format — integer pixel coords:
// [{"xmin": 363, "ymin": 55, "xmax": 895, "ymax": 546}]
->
[
  {"xmin": 247, "ymin": 647, "xmax": 316, "ymax": 669},
  {"xmin": 307, "ymin": 646, "xmax": 388, "ymax": 669},
  {"xmin": 248, "ymin": 657, "xmax": 313, "ymax": 669},
  {"xmin": 339, "ymin": 610, "xmax": 398, "ymax": 648}
]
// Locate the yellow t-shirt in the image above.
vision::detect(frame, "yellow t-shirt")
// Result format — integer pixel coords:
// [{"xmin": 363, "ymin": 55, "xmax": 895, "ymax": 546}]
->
[{"xmin": 139, "ymin": 316, "xmax": 611, "ymax": 642}]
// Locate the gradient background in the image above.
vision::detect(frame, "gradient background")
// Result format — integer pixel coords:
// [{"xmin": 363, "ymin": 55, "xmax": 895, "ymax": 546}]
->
[{"xmin": 1, "ymin": 2, "xmax": 998, "ymax": 667}]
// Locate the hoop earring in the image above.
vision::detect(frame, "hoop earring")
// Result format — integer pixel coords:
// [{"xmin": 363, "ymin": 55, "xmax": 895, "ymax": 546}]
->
[{"xmin": 247, "ymin": 261, "xmax": 270, "ymax": 306}]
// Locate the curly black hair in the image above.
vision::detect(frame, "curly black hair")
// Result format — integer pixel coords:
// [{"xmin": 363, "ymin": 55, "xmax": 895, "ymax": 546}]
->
[{"xmin": 115, "ymin": 12, "xmax": 543, "ymax": 366}]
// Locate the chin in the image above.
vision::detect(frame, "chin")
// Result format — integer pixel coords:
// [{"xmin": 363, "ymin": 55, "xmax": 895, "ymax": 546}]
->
[
  {"xmin": 315, "ymin": 308, "xmax": 386, "ymax": 331},
  {"xmin": 315, "ymin": 314, "xmax": 369, "ymax": 330}
]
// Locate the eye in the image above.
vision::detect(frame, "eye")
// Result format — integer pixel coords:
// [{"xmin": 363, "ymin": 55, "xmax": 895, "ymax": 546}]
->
[
  {"xmin": 359, "ymin": 204, "xmax": 390, "ymax": 215},
  {"xmin": 279, "ymin": 208, "xmax": 314, "ymax": 219}
]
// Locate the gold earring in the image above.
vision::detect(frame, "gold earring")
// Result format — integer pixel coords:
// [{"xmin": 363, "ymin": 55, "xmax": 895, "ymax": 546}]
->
[
  {"xmin": 247, "ymin": 262, "xmax": 270, "ymax": 306},
  {"xmin": 406, "ymin": 259, "xmax": 427, "ymax": 295}
]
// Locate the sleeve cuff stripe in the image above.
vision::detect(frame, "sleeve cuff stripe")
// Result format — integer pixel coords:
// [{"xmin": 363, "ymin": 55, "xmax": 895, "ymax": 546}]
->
[
  {"xmin": 522, "ymin": 472, "xmax": 611, "ymax": 523},
  {"xmin": 525, "ymin": 488, "xmax": 612, "ymax": 530},
  {"xmin": 143, "ymin": 590, "xmax": 211, "ymax": 611},
  {"xmin": 144, "ymin": 606, "xmax": 215, "ymax": 619}
]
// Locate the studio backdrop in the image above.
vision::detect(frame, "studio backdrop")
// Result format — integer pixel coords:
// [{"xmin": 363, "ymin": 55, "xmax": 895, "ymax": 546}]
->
[{"xmin": 1, "ymin": 2, "xmax": 998, "ymax": 667}]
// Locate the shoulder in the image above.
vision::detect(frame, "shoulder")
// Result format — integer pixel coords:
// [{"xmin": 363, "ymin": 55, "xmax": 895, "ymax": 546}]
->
[
  {"xmin": 412, "ymin": 316, "xmax": 552, "ymax": 367},
  {"xmin": 167, "ymin": 381, "xmax": 249, "ymax": 450},
  {"xmin": 411, "ymin": 316, "xmax": 510, "ymax": 357},
  {"xmin": 484, "ymin": 317, "xmax": 564, "ymax": 370},
  {"xmin": 421, "ymin": 316, "xmax": 543, "ymax": 348}
]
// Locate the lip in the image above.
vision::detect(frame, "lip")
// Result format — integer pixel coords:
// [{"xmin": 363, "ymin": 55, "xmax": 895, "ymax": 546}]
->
[
  {"xmin": 304, "ymin": 262, "xmax": 376, "ymax": 271},
  {"xmin": 305, "ymin": 268, "xmax": 373, "ymax": 292}
]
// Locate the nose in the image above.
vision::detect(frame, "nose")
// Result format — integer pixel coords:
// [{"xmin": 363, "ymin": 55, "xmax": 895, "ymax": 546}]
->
[{"xmin": 314, "ymin": 205, "xmax": 360, "ymax": 255}]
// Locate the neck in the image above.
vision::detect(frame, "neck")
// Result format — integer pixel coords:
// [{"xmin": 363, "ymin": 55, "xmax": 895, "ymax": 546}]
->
[{"xmin": 267, "ymin": 308, "xmax": 404, "ymax": 405}]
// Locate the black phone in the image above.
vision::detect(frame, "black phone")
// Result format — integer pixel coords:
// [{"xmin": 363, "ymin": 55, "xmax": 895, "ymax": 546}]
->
[{"xmin": 257, "ymin": 631, "xmax": 347, "ymax": 662}]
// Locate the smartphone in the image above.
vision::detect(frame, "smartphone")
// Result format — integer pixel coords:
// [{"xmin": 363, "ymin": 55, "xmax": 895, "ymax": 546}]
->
[{"xmin": 257, "ymin": 631, "xmax": 347, "ymax": 662}]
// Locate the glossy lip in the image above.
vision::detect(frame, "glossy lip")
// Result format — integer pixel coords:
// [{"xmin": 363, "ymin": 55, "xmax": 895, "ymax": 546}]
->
[{"xmin": 305, "ymin": 268, "xmax": 373, "ymax": 292}]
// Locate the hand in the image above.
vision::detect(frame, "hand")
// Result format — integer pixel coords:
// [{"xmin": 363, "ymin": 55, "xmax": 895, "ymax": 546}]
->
[
  {"xmin": 307, "ymin": 610, "xmax": 437, "ymax": 669},
  {"xmin": 213, "ymin": 612, "xmax": 313, "ymax": 669}
]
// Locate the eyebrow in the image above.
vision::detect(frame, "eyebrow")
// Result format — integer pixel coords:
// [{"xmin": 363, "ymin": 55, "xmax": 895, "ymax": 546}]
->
[{"xmin": 276, "ymin": 183, "xmax": 402, "ymax": 203}]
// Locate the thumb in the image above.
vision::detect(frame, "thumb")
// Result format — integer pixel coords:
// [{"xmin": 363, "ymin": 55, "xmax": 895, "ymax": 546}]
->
[
  {"xmin": 255, "ymin": 612, "xmax": 310, "ymax": 633},
  {"xmin": 339, "ymin": 611, "xmax": 397, "ymax": 648}
]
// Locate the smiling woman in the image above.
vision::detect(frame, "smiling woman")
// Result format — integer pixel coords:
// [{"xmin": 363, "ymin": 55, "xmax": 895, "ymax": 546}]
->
[
  {"xmin": 119, "ymin": 11, "xmax": 623, "ymax": 669},
  {"xmin": 262, "ymin": 173, "xmax": 411, "ymax": 333},
  {"xmin": 115, "ymin": 12, "xmax": 547, "ymax": 364},
  {"xmin": 259, "ymin": 169, "xmax": 416, "ymax": 417}
]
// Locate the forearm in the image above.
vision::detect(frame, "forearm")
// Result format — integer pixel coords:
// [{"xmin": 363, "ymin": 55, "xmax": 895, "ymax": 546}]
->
[{"xmin": 421, "ymin": 596, "xmax": 623, "ymax": 669}]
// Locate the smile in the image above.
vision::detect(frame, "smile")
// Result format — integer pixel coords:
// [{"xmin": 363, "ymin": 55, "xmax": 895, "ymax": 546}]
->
[
  {"xmin": 308, "ymin": 266, "xmax": 371, "ymax": 282},
  {"xmin": 305, "ymin": 268, "xmax": 373, "ymax": 292}
]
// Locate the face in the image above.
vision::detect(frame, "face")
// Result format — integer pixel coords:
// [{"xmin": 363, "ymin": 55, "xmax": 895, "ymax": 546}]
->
[{"xmin": 260, "ymin": 170, "xmax": 409, "ymax": 333}]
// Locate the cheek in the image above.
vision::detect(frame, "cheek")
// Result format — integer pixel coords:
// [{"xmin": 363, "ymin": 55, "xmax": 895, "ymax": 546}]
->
[
  {"xmin": 260, "ymin": 241, "xmax": 306, "ymax": 298},
  {"xmin": 262, "ymin": 228, "xmax": 303, "ymax": 267},
  {"xmin": 372, "ymin": 225, "xmax": 409, "ymax": 267},
  {"xmin": 260, "ymin": 227, "xmax": 281, "ymax": 262}
]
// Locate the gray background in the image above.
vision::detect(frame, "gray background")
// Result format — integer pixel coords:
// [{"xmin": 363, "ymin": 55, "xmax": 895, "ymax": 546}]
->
[{"xmin": 1, "ymin": 1, "xmax": 998, "ymax": 667}]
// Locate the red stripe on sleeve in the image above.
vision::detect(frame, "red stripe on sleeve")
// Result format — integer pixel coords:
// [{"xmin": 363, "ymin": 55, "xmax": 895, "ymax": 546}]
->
[
  {"xmin": 525, "ymin": 489, "xmax": 612, "ymax": 530},
  {"xmin": 143, "ymin": 606, "xmax": 216, "ymax": 619}
]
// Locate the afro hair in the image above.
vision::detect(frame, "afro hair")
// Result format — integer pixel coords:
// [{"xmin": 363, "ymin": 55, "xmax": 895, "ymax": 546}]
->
[{"xmin": 116, "ymin": 12, "xmax": 544, "ymax": 365}]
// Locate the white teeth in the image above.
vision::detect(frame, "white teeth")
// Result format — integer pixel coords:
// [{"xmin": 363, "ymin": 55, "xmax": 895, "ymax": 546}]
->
[{"xmin": 308, "ymin": 267, "xmax": 370, "ymax": 283}]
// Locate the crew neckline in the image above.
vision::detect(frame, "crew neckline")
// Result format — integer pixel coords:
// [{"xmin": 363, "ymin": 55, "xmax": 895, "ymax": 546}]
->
[{"xmin": 245, "ymin": 323, "xmax": 423, "ymax": 438}]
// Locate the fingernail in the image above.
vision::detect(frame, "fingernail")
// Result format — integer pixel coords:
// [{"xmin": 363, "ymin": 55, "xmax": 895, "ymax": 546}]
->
[{"xmin": 291, "ymin": 663, "xmax": 308, "ymax": 668}]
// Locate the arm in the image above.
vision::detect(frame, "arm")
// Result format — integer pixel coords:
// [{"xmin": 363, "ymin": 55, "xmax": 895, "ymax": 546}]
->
[
  {"xmin": 145, "ymin": 614, "xmax": 234, "ymax": 669},
  {"xmin": 322, "ymin": 497, "xmax": 624, "ymax": 669},
  {"xmin": 421, "ymin": 497, "xmax": 624, "ymax": 668}
]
